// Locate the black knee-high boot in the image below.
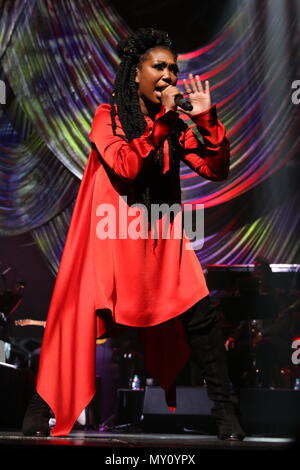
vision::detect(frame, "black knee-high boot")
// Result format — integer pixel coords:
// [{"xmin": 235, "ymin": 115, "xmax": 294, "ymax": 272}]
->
[
  {"xmin": 22, "ymin": 392, "xmax": 51, "ymax": 437},
  {"xmin": 181, "ymin": 297, "xmax": 245, "ymax": 441}
]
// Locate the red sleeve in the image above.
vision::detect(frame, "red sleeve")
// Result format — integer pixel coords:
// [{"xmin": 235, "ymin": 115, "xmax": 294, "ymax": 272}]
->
[
  {"xmin": 181, "ymin": 105, "xmax": 230, "ymax": 181},
  {"xmin": 89, "ymin": 104, "xmax": 179, "ymax": 181}
]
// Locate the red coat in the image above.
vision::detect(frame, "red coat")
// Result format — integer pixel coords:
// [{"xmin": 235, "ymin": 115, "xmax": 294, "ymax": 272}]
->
[{"xmin": 37, "ymin": 103, "xmax": 229, "ymax": 436}]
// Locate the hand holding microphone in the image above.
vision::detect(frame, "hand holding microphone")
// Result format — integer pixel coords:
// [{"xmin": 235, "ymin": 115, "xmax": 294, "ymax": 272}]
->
[
  {"xmin": 161, "ymin": 74, "xmax": 211, "ymax": 115},
  {"xmin": 160, "ymin": 85, "xmax": 193, "ymax": 112}
]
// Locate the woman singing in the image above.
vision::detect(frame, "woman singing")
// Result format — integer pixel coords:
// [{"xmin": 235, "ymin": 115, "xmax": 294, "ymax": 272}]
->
[{"xmin": 23, "ymin": 27, "xmax": 244, "ymax": 441}]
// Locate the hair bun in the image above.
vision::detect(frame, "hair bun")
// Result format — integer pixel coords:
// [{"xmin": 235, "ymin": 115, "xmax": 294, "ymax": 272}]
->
[{"xmin": 117, "ymin": 28, "xmax": 175, "ymax": 60}]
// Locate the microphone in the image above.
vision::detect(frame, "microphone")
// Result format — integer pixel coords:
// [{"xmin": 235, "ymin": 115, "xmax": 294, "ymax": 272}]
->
[{"xmin": 174, "ymin": 94, "xmax": 193, "ymax": 112}]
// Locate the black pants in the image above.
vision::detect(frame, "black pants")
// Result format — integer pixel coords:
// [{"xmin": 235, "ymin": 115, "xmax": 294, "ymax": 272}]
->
[{"xmin": 179, "ymin": 296, "xmax": 232, "ymax": 405}]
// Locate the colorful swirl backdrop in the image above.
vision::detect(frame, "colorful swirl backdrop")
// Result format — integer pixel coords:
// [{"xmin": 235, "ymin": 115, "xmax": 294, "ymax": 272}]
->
[{"xmin": 0, "ymin": 0, "xmax": 300, "ymax": 276}]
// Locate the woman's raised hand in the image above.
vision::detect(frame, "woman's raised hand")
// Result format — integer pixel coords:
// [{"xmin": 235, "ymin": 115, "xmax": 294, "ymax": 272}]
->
[{"xmin": 181, "ymin": 73, "xmax": 211, "ymax": 116}]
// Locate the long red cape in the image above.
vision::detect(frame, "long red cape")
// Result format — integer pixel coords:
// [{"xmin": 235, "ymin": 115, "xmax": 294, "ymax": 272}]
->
[
  {"xmin": 37, "ymin": 103, "xmax": 228, "ymax": 436},
  {"xmin": 37, "ymin": 147, "xmax": 195, "ymax": 436}
]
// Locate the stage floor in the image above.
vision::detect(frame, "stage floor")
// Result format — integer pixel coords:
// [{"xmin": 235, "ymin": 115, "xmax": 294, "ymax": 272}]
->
[{"xmin": 0, "ymin": 430, "xmax": 297, "ymax": 455}]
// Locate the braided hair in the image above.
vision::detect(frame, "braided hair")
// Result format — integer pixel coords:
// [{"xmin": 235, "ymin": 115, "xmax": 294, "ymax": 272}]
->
[{"xmin": 110, "ymin": 28, "xmax": 183, "ymax": 212}]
